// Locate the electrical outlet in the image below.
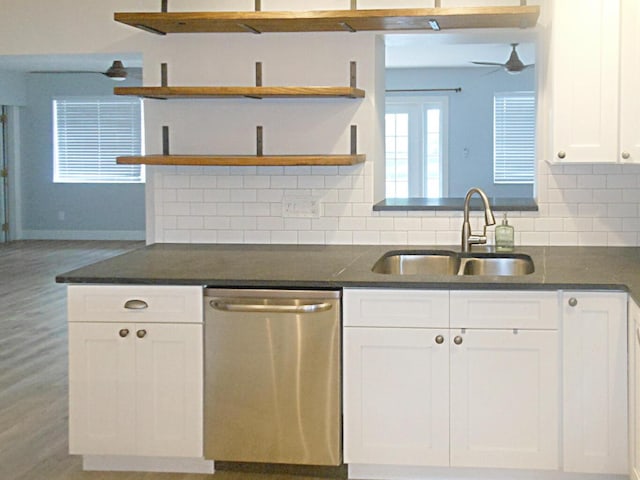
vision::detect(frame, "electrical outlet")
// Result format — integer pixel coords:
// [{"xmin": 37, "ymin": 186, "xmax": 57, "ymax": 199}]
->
[
  {"xmin": 58, "ymin": 211, "xmax": 65, "ymax": 221},
  {"xmin": 283, "ymin": 196, "xmax": 320, "ymax": 218}
]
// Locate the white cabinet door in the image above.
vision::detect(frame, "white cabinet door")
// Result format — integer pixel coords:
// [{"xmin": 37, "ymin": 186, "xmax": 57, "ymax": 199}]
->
[
  {"xmin": 343, "ymin": 327, "xmax": 450, "ymax": 466},
  {"xmin": 69, "ymin": 322, "xmax": 203, "ymax": 458},
  {"xmin": 562, "ymin": 291, "xmax": 628, "ymax": 474},
  {"xmin": 135, "ymin": 323, "xmax": 203, "ymax": 457},
  {"xmin": 620, "ymin": 0, "xmax": 640, "ymax": 163},
  {"xmin": 550, "ymin": 0, "xmax": 620, "ymax": 163},
  {"xmin": 449, "ymin": 329, "xmax": 558, "ymax": 470},
  {"xmin": 629, "ymin": 298, "xmax": 640, "ymax": 480},
  {"xmin": 68, "ymin": 323, "xmax": 136, "ymax": 455}
]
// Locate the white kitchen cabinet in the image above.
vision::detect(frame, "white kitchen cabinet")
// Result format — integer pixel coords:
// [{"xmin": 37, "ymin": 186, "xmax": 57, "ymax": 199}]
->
[
  {"xmin": 449, "ymin": 328, "xmax": 558, "ymax": 469},
  {"xmin": 630, "ymin": 297, "xmax": 640, "ymax": 480},
  {"xmin": 619, "ymin": 0, "xmax": 640, "ymax": 161},
  {"xmin": 344, "ymin": 327, "xmax": 450, "ymax": 466},
  {"xmin": 343, "ymin": 289, "xmax": 449, "ymax": 466},
  {"xmin": 343, "ymin": 288, "xmax": 559, "ymax": 471},
  {"xmin": 562, "ymin": 291, "xmax": 628, "ymax": 474},
  {"xmin": 68, "ymin": 285, "xmax": 203, "ymax": 459},
  {"xmin": 550, "ymin": 0, "xmax": 640, "ymax": 163}
]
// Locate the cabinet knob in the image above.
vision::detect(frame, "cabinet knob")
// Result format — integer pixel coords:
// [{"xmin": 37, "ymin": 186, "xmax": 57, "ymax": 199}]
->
[
  {"xmin": 568, "ymin": 297, "xmax": 578, "ymax": 307},
  {"xmin": 136, "ymin": 329, "xmax": 147, "ymax": 339},
  {"xmin": 622, "ymin": 151, "xmax": 631, "ymax": 160},
  {"xmin": 453, "ymin": 335, "xmax": 463, "ymax": 345},
  {"xmin": 557, "ymin": 151, "xmax": 566, "ymax": 159},
  {"xmin": 119, "ymin": 328, "xmax": 130, "ymax": 338},
  {"xmin": 435, "ymin": 335, "xmax": 444, "ymax": 344}
]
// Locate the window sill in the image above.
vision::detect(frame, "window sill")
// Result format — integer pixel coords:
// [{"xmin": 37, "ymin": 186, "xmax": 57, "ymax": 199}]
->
[{"xmin": 373, "ymin": 197, "xmax": 538, "ymax": 212}]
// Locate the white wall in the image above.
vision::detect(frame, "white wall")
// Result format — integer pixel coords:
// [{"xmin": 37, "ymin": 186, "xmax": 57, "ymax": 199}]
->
[{"xmin": 4, "ymin": 0, "xmax": 638, "ymax": 247}]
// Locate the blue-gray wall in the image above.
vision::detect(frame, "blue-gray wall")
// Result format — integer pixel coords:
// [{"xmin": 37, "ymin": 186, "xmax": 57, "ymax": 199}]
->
[
  {"xmin": 385, "ymin": 66, "xmax": 536, "ymax": 199},
  {"xmin": 18, "ymin": 72, "xmax": 145, "ymax": 239},
  {"xmin": 0, "ymin": 71, "xmax": 27, "ymax": 105}
]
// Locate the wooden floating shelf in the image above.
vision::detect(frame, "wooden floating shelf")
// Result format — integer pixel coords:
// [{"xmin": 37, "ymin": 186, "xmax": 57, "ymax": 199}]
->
[
  {"xmin": 114, "ymin": 86, "xmax": 365, "ymax": 100},
  {"xmin": 113, "ymin": 6, "xmax": 540, "ymax": 35},
  {"xmin": 117, "ymin": 154, "xmax": 366, "ymax": 167}
]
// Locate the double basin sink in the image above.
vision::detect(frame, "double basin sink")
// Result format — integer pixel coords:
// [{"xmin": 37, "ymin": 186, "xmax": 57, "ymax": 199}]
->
[{"xmin": 372, "ymin": 250, "xmax": 534, "ymax": 276}]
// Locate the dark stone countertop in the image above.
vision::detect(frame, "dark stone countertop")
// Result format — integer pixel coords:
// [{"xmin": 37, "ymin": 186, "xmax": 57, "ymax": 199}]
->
[{"xmin": 55, "ymin": 243, "xmax": 640, "ymax": 303}]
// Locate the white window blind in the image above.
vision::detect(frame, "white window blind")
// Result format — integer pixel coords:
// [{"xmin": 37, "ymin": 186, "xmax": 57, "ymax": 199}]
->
[
  {"xmin": 493, "ymin": 92, "xmax": 535, "ymax": 184},
  {"xmin": 53, "ymin": 97, "xmax": 144, "ymax": 183}
]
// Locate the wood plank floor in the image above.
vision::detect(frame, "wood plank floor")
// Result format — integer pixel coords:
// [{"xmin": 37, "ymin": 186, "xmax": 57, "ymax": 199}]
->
[{"xmin": 0, "ymin": 241, "xmax": 345, "ymax": 480}]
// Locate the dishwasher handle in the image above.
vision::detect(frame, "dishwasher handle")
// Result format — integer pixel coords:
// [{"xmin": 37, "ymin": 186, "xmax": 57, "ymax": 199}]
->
[{"xmin": 209, "ymin": 299, "xmax": 333, "ymax": 314}]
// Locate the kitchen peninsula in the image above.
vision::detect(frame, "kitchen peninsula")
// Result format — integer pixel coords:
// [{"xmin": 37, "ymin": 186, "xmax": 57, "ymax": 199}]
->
[{"xmin": 57, "ymin": 243, "xmax": 638, "ymax": 480}]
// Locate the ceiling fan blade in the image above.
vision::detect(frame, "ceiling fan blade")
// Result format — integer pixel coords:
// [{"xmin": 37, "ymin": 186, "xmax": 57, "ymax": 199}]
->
[
  {"xmin": 31, "ymin": 70, "xmax": 98, "ymax": 74},
  {"xmin": 471, "ymin": 61, "xmax": 505, "ymax": 67}
]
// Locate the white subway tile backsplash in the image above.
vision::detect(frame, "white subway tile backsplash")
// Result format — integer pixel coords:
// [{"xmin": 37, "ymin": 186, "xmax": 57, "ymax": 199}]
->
[
  {"xmin": 177, "ymin": 189, "xmax": 204, "ymax": 202},
  {"xmin": 607, "ymin": 175, "xmax": 638, "ymax": 188},
  {"xmin": 164, "ymin": 202, "xmax": 191, "ymax": 216},
  {"xmin": 177, "ymin": 216, "xmax": 204, "ymax": 230},
  {"xmin": 607, "ymin": 203, "xmax": 638, "ymax": 218},
  {"xmin": 217, "ymin": 231, "xmax": 244, "ymax": 243},
  {"xmin": 353, "ymin": 231, "xmax": 380, "ymax": 245},
  {"xmin": 204, "ymin": 216, "xmax": 231, "ymax": 230},
  {"xmin": 203, "ymin": 189, "xmax": 231, "ymax": 203},
  {"xmin": 190, "ymin": 230, "xmax": 218, "ymax": 243},
  {"xmin": 151, "ymin": 154, "xmax": 640, "ymax": 247},
  {"xmin": 608, "ymin": 232, "xmax": 638, "ymax": 247},
  {"xmin": 190, "ymin": 175, "xmax": 218, "ymax": 189},
  {"xmin": 326, "ymin": 230, "xmax": 353, "ymax": 244},
  {"xmin": 549, "ymin": 232, "xmax": 579, "ymax": 245},
  {"xmin": 299, "ymin": 231, "xmax": 325, "ymax": 244},
  {"xmin": 407, "ymin": 231, "xmax": 437, "ymax": 245},
  {"xmin": 272, "ymin": 231, "xmax": 298, "ymax": 244},
  {"xmin": 217, "ymin": 203, "xmax": 245, "ymax": 216},
  {"xmin": 245, "ymin": 231, "xmax": 271, "ymax": 244},
  {"xmin": 578, "ymin": 231, "xmax": 609, "ymax": 246}
]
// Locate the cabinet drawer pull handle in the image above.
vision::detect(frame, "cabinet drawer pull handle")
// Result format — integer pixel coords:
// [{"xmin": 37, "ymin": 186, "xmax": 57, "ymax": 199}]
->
[
  {"xmin": 453, "ymin": 335, "xmax": 463, "ymax": 345},
  {"xmin": 637, "ymin": 327, "xmax": 640, "ymax": 345},
  {"xmin": 435, "ymin": 335, "xmax": 444, "ymax": 344},
  {"xmin": 622, "ymin": 151, "xmax": 631, "ymax": 160},
  {"xmin": 136, "ymin": 329, "xmax": 147, "ymax": 339},
  {"xmin": 557, "ymin": 151, "xmax": 566, "ymax": 159},
  {"xmin": 124, "ymin": 299, "xmax": 148, "ymax": 310},
  {"xmin": 568, "ymin": 297, "xmax": 578, "ymax": 307},
  {"xmin": 119, "ymin": 328, "xmax": 130, "ymax": 338}
]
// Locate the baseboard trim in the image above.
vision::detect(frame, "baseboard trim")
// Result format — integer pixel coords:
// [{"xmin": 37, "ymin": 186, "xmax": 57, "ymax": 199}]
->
[
  {"xmin": 82, "ymin": 455, "xmax": 214, "ymax": 474},
  {"xmin": 347, "ymin": 464, "xmax": 628, "ymax": 480},
  {"xmin": 20, "ymin": 229, "xmax": 145, "ymax": 241}
]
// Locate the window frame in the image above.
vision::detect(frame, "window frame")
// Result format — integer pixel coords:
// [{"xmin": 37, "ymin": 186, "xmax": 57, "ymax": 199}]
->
[
  {"xmin": 385, "ymin": 94, "xmax": 449, "ymax": 199},
  {"xmin": 493, "ymin": 91, "xmax": 536, "ymax": 185},
  {"xmin": 53, "ymin": 96, "xmax": 145, "ymax": 184}
]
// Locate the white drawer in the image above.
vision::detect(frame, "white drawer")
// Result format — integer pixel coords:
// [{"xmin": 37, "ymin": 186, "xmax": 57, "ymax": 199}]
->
[
  {"xmin": 343, "ymin": 288, "xmax": 449, "ymax": 328},
  {"xmin": 68, "ymin": 285, "xmax": 203, "ymax": 324},
  {"xmin": 450, "ymin": 290, "xmax": 559, "ymax": 330}
]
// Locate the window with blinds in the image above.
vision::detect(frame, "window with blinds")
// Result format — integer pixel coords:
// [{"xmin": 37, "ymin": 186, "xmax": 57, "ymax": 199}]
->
[
  {"xmin": 493, "ymin": 92, "xmax": 535, "ymax": 184},
  {"xmin": 53, "ymin": 97, "xmax": 144, "ymax": 183}
]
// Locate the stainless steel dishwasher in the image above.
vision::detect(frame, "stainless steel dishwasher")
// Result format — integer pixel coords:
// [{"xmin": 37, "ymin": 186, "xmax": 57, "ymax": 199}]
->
[{"xmin": 203, "ymin": 288, "xmax": 341, "ymax": 466}]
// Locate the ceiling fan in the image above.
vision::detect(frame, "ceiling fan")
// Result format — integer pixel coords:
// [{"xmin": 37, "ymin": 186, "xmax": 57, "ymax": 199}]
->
[
  {"xmin": 471, "ymin": 43, "xmax": 533, "ymax": 74},
  {"xmin": 31, "ymin": 60, "xmax": 134, "ymax": 81}
]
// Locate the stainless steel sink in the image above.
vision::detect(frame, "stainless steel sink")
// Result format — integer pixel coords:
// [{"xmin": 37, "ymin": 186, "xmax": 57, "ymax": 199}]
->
[
  {"xmin": 458, "ymin": 253, "xmax": 535, "ymax": 276},
  {"xmin": 372, "ymin": 250, "xmax": 534, "ymax": 276},
  {"xmin": 371, "ymin": 250, "xmax": 460, "ymax": 275}
]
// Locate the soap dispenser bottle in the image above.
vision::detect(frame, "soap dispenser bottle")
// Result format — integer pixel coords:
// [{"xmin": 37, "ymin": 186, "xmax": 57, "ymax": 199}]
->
[{"xmin": 495, "ymin": 213, "xmax": 514, "ymax": 252}]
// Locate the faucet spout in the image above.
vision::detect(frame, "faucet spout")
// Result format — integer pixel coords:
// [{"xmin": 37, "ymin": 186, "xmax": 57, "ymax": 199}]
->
[{"xmin": 461, "ymin": 187, "xmax": 496, "ymax": 252}]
